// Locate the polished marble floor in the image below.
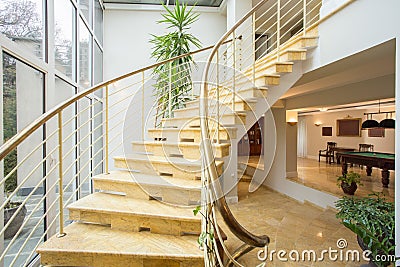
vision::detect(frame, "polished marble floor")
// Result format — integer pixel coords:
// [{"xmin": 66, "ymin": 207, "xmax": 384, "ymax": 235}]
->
[
  {"xmin": 222, "ymin": 182, "xmax": 369, "ymax": 266},
  {"xmin": 238, "ymin": 155, "xmax": 264, "ymax": 170},
  {"xmin": 289, "ymin": 157, "xmax": 395, "ymax": 202}
]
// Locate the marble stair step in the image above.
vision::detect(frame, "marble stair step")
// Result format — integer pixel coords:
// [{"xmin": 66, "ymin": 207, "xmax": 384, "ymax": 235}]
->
[
  {"xmin": 131, "ymin": 141, "xmax": 230, "ymax": 159},
  {"xmin": 256, "ymin": 61, "xmax": 294, "ymax": 75},
  {"xmin": 148, "ymin": 126, "xmax": 237, "ymax": 143},
  {"xmin": 68, "ymin": 192, "xmax": 201, "ymax": 236},
  {"xmin": 209, "ymin": 86, "xmax": 268, "ymax": 100},
  {"xmin": 232, "ymin": 74, "xmax": 281, "ymax": 88},
  {"xmin": 37, "ymin": 223, "xmax": 203, "ymax": 267},
  {"xmin": 184, "ymin": 98, "xmax": 256, "ymax": 111},
  {"xmin": 161, "ymin": 113, "xmax": 246, "ymax": 128},
  {"xmin": 114, "ymin": 154, "xmax": 224, "ymax": 180},
  {"xmin": 93, "ymin": 170, "xmax": 201, "ymax": 205}
]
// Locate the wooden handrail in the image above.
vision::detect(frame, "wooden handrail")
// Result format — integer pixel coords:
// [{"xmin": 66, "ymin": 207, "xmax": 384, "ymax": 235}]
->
[{"xmin": 0, "ymin": 38, "xmax": 235, "ymax": 161}]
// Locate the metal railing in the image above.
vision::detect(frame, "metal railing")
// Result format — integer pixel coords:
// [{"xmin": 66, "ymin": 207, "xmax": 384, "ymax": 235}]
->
[
  {"xmin": 199, "ymin": 0, "xmax": 324, "ymax": 265},
  {"xmin": 0, "ymin": 41, "xmax": 225, "ymax": 266},
  {"xmin": 0, "ymin": 0, "xmax": 355, "ymax": 265}
]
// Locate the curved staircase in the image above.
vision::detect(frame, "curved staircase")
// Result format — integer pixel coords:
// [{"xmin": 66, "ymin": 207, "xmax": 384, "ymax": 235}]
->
[{"xmin": 37, "ymin": 31, "xmax": 319, "ymax": 267}]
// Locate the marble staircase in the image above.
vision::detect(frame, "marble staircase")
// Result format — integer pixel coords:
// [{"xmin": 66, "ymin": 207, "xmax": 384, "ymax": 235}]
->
[{"xmin": 37, "ymin": 32, "xmax": 319, "ymax": 266}]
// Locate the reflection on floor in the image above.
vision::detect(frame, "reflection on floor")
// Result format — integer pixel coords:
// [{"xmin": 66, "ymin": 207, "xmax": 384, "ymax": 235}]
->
[
  {"xmin": 223, "ymin": 182, "xmax": 368, "ymax": 266},
  {"xmin": 288, "ymin": 157, "xmax": 395, "ymax": 202},
  {"xmin": 238, "ymin": 155, "xmax": 264, "ymax": 170}
]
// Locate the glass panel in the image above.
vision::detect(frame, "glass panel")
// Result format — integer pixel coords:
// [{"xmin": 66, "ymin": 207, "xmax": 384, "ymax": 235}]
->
[
  {"xmin": 54, "ymin": 77, "xmax": 76, "ymax": 226},
  {"xmin": 94, "ymin": 0, "xmax": 103, "ymax": 45},
  {"xmin": 78, "ymin": 97, "xmax": 92, "ymax": 197},
  {"xmin": 94, "ymin": 42, "xmax": 103, "ymax": 86},
  {"xmin": 79, "ymin": 19, "xmax": 92, "ymax": 89},
  {"xmin": 101, "ymin": 0, "xmax": 224, "ymax": 6},
  {"xmin": 0, "ymin": 0, "xmax": 44, "ymax": 60},
  {"xmin": 54, "ymin": 0, "xmax": 75, "ymax": 79},
  {"xmin": 2, "ymin": 52, "xmax": 45, "ymax": 266},
  {"xmin": 80, "ymin": 0, "xmax": 93, "ymax": 27}
]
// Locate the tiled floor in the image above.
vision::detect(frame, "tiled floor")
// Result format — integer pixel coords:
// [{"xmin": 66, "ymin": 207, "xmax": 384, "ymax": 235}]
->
[
  {"xmin": 289, "ymin": 157, "xmax": 395, "ymax": 202},
  {"xmin": 221, "ymin": 182, "xmax": 370, "ymax": 266}
]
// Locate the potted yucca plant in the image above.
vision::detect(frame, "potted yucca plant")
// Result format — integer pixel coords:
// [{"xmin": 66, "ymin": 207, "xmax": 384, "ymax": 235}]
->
[{"xmin": 150, "ymin": 0, "xmax": 201, "ymax": 126}]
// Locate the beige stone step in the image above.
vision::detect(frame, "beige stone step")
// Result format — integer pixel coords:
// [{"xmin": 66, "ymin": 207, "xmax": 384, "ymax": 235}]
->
[
  {"xmin": 131, "ymin": 141, "xmax": 230, "ymax": 159},
  {"xmin": 148, "ymin": 126, "xmax": 237, "ymax": 143},
  {"xmin": 37, "ymin": 223, "xmax": 203, "ymax": 267},
  {"xmin": 93, "ymin": 171, "xmax": 201, "ymax": 205},
  {"xmin": 174, "ymin": 101, "xmax": 253, "ymax": 117},
  {"xmin": 68, "ymin": 192, "xmax": 201, "ymax": 236},
  {"xmin": 254, "ymin": 49, "xmax": 307, "ymax": 69},
  {"xmin": 257, "ymin": 61, "xmax": 294, "ymax": 75},
  {"xmin": 211, "ymin": 86, "xmax": 268, "ymax": 99},
  {"xmin": 114, "ymin": 154, "xmax": 224, "ymax": 180},
  {"xmin": 291, "ymin": 36, "xmax": 319, "ymax": 49},
  {"xmin": 161, "ymin": 113, "xmax": 246, "ymax": 128},
  {"xmin": 185, "ymin": 98, "xmax": 256, "ymax": 111}
]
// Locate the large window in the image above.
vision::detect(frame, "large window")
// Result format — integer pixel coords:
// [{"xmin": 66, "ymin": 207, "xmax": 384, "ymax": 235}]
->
[
  {"xmin": 0, "ymin": 0, "xmax": 104, "ymax": 265},
  {"xmin": 0, "ymin": 0, "xmax": 45, "ymax": 60},
  {"xmin": 54, "ymin": 0, "xmax": 76, "ymax": 79}
]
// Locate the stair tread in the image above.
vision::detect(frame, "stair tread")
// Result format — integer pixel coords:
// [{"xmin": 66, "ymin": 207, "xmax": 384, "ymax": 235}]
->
[
  {"xmin": 148, "ymin": 126, "xmax": 237, "ymax": 132},
  {"xmin": 161, "ymin": 113, "xmax": 245, "ymax": 120},
  {"xmin": 131, "ymin": 140, "xmax": 230, "ymax": 148},
  {"xmin": 115, "ymin": 154, "xmax": 223, "ymax": 167},
  {"xmin": 37, "ymin": 223, "xmax": 203, "ymax": 259},
  {"xmin": 184, "ymin": 98, "xmax": 257, "ymax": 106},
  {"xmin": 69, "ymin": 192, "xmax": 200, "ymax": 222},
  {"xmin": 94, "ymin": 170, "xmax": 201, "ymax": 189}
]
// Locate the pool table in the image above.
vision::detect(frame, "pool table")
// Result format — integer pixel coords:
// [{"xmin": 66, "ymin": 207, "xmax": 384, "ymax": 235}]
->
[{"xmin": 337, "ymin": 151, "xmax": 395, "ymax": 188}]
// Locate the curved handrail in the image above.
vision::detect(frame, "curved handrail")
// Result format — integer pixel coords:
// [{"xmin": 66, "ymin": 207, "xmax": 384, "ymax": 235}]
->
[
  {"xmin": 0, "ymin": 39, "xmax": 234, "ymax": 161},
  {"xmin": 200, "ymin": 0, "xmax": 270, "ymax": 249}
]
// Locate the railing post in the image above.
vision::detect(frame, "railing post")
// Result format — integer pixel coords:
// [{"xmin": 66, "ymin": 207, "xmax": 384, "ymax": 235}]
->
[
  {"xmin": 232, "ymin": 31, "xmax": 236, "ymax": 112},
  {"xmin": 142, "ymin": 72, "xmax": 145, "ymax": 141},
  {"xmin": 252, "ymin": 12, "xmax": 256, "ymax": 85},
  {"xmin": 105, "ymin": 85, "xmax": 109, "ymax": 174},
  {"xmin": 216, "ymin": 50, "xmax": 220, "ymax": 144},
  {"xmin": 303, "ymin": 0, "xmax": 307, "ymax": 36},
  {"xmin": 168, "ymin": 61, "xmax": 172, "ymax": 118},
  {"xmin": 57, "ymin": 111, "xmax": 66, "ymax": 238},
  {"xmin": 277, "ymin": 0, "xmax": 281, "ymax": 62}
]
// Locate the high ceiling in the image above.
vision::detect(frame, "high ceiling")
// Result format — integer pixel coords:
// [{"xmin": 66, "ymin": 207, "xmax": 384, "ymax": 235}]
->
[{"xmin": 102, "ymin": 0, "xmax": 224, "ymax": 7}]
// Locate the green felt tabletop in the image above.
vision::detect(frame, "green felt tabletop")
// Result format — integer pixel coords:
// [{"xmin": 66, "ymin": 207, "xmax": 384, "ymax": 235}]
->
[{"xmin": 343, "ymin": 151, "xmax": 395, "ymax": 159}]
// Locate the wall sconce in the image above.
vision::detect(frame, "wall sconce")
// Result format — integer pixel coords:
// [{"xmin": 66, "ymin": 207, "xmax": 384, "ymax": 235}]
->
[
  {"xmin": 286, "ymin": 110, "xmax": 298, "ymax": 126},
  {"xmin": 314, "ymin": 121, "xmax": 322, "ymax": 126}
]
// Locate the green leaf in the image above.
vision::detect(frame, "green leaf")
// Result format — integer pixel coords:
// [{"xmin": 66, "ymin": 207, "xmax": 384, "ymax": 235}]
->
[{"xmin": 193, "ymin": 206, "xmax": 201, "ymax": 216}]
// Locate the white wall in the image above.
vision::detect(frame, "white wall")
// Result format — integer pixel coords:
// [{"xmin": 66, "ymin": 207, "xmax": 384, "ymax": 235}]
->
[
  {"xmin": 304, "ymin": 0, "xmax": 400, "ymax": 73},
  {"xmin": 103, "ymin": 8, "xmax": 227, "ymax": 168},
  {"xmin": 104, "ymin": 9, "xmax": 227, "ymax": 79},
  {"xmin": 301, "ymin": 109, "xmax": 396, "ymax": 159}
]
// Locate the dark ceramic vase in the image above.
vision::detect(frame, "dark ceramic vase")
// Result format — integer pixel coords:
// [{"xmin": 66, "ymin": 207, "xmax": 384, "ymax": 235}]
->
[{"xmin": 341, "ymin": 181, "xmax": 357, "ymax": 195}]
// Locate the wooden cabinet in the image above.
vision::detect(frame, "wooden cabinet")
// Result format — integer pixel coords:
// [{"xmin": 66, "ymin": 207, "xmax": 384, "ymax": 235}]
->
[{"xmin": 238, "ymin": 118, "xmax": 264, "ymax": 156}]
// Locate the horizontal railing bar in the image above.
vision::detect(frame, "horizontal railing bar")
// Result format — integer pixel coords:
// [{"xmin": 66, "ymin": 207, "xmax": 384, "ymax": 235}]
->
[
  {"xmin": 21, "ymin": 208, "xmax": 60, "ymax": 267},
  {"xmin": 0, "ymin": 38, "xmax": 236, "ymax": 161},
  {"xmin": 0, "ymin": 145, "xmax": 59, "ymax": 212},
  {"xmin": 62, "ymin": 133, "xmax": 104, "ymax": 176},
  {"xmin": 0, "ymin": 161, "xmax": 58, "ymax": 239},
  {"xmin": 1, "ymin": 176, "xmax": 59, "ymax": 260},
  {"xmin": 0, "ymin": 127, "xmax": 58, "ymax": 187}
]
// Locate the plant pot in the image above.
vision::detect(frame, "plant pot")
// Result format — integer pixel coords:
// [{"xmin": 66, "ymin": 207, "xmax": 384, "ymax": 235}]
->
[
  {"xmin": 341, "ymin": 181, "xmax": 357, "ymax": 195},
  {"xmin": 357, "ymin": 235, "xmax": 391, "ymax": 267},
  {"xmin": 4, "ymin": 203, "xmax": 27, "ymax": 239}
]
